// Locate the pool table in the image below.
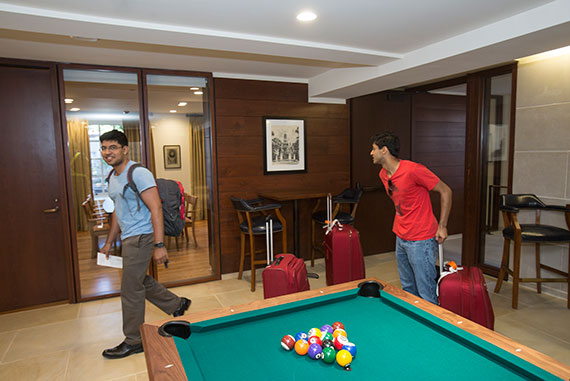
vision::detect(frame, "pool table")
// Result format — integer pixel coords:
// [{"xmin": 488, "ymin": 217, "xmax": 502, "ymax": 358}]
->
[{"xmin": 141, "ymin": 278, "xmax": 570, "ymax": 380}]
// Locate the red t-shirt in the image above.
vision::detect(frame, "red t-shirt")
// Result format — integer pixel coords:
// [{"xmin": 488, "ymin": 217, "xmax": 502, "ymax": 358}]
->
[{"xmin": 379, "ymin": 160, "xmax": 440, "ymax": 241}]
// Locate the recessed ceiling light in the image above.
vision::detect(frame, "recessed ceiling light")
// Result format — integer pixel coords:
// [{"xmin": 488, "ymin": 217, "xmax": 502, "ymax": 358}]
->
[
  {"xmin": 194, "ymin": 91, "xmax": 203, "ymax": 95},
  {"xmin": 70, "ymin": 35, "xmax": 99, "ymax": 42},
  {"xmin": 64, "ymin": 98, "xmax": 74, "ymax": 104},
  {"xmin": 169, "ymin": 109, "xmax": 177, "ymax": 113},
  {"xmin": 69, "ymin": 107, "xmax": 80, "ymax": 112},
  {"xmin": 178, "ymin": 102, "xmax": 188, "ymax": 107},
  {"xmin": 190, "ymin": 87, "xmax": 199, "ymax": 91},
  {"xmin": 297, "ymin": 11, "xmax": 317, "ymax": 22}
]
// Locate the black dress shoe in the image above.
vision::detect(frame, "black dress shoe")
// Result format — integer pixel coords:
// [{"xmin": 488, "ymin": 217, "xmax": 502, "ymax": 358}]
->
[
  {"xmin": 173, "ymin": 297, "xmax": 191, "ymax": 317},
  {"xmin": 102, "ymin": 341, "xmax": 143, "ymax": 359}
]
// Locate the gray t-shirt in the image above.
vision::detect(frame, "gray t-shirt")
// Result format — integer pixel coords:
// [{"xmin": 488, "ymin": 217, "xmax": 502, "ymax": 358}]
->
[{"xmin": 108, "ymin": 161, "xmax": 156, "ymax": 240}]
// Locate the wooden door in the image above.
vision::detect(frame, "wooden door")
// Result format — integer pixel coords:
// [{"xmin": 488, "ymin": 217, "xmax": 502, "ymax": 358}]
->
[{"xmin": 0, "ymin": 65, "xmax": 71, "ymax": 311}]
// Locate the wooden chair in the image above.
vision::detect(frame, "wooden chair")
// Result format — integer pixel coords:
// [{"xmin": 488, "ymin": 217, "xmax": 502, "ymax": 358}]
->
[
  {"xmin": 310, "ymin": 186, "xmax": 363, "ymax": 266},
  {"xmin": 230, "ymin": 196, "xmax": 287, "ymax": 291},
  {"xmin": 183, "ymin": 193, "xmax": 198, "ymax": 248},
  {"xmin": 81, "ymin": 195, "xmax": 112, "ymax": 258},
  {"xmin": 494, "ymin": 194, "xmax": 570, "ymax": 309}
]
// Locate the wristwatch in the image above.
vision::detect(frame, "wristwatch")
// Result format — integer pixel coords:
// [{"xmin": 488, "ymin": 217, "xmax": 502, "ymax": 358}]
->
[{"xmin": 154, "ymin": 242, "xmax": 165, "ymax": 248}]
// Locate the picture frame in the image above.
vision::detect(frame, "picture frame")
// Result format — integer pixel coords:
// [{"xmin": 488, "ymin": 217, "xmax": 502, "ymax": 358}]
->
[
  {"xmin": 263, "ymin": 117, "xmax": 306, "ymax": 174},
  {"xmin": 163, "ymin": 145, "xmax": 181, "ymax": 169}
]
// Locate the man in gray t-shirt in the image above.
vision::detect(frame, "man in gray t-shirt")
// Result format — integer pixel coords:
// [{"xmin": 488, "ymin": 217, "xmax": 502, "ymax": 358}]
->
[{"xmin": 99, "ymin": 130, "xmax": 191, "ymax": 359}]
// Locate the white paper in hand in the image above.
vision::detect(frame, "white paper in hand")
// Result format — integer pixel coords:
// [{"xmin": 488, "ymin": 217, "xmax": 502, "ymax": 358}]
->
[{"xmin": 97, "ymin": 252, "xmax": 123, "ymax": 269}]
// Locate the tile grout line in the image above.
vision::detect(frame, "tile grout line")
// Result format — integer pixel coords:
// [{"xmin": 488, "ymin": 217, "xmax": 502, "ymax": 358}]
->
[
  {"xmin": 63, "ymin": 349, "xmax": 72, "ymax": 380},
  {"xmin": 0, "ymin": 330, "xmax": 18, "ymax": 364}
]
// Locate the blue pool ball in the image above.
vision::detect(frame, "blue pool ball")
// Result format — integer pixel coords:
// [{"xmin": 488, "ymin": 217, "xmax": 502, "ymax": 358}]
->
[
  {"xmin": 307, "ymin": 343, "xmax": 323, "ymax": 360},
  {"xmin": 295, "ymin": 331, "xmax": 308, "ymax": 342},
  {"xmin": 342, "ymin": 342, "xmax": 357, "ymax": 358}
]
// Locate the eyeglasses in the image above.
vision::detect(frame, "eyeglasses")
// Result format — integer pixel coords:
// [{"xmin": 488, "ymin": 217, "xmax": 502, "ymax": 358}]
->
[
  {"xmin": 387, "ymin": 179, "xmax": 394, "ymax": 196},
  {"xmin": 100, "ymin": 145, "xmax": 122, "ymax": 152}
]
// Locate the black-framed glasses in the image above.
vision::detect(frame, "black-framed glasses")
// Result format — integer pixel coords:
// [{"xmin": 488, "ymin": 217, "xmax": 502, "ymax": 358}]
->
[{"xmin": 388, "ymin": 179, "xmax": 394, "ymax": 196}]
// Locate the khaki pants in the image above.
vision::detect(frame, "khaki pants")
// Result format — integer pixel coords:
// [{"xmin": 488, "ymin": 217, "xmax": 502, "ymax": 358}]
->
[{"xmin": 121, "ymin": 233, "xmax": 180, "ymax": 345}]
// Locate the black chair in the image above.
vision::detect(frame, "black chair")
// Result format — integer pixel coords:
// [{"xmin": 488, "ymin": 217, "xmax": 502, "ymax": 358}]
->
[
  {"xmin": 310, "ymin": 186, "xmax": 363, "ymax": 267},
  {"xmin": 494, "ymin": 194, "xmax": 570, "ymax": 309},
  {"xmin": 230, "ymin": 196, "xmax": 287, "ymax": 291}
]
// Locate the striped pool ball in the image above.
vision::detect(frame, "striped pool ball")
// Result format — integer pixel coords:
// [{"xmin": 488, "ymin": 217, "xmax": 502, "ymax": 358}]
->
[
  {"xmin": 342, "ymin": 342, "xmax": 357, "ymax": 358},
  {"xmin": 281, "ymin": 335, "xmax": 295, "ymax": 351},
  {"xmin": 295, "ymin": 331, "xmax": 308, "ymax": 342},
  {"xmin": 308, "ymin": 327, "xmax": 321, "ymax": 338},
  {"xmin": 334, "ymin": 334, "xmax": 349, "ymax": 350}
]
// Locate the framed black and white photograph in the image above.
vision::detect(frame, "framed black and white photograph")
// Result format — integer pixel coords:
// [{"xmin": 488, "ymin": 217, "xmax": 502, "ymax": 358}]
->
[
  {"xmin": 263, "ymin": 117, "xmax": 306, "ymax": 174},
  {"xmin": 163, "ymin": 145, "xmax": 181, "ymax": 169}
]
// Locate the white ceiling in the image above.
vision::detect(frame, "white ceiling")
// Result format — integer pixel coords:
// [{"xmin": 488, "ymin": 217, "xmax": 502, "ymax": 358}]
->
[{"xmin": 1, "ymin": 0, "xmax": 570, "ymax": 101}]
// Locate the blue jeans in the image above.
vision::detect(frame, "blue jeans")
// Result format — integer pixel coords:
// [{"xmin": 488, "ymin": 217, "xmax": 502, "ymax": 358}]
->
[{"xmin": 395, "ymin": 236, "xmax": 438, "ymax": 305}]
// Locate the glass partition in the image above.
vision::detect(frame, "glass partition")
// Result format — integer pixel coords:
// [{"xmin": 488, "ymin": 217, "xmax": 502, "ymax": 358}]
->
[
  {"xmin": 63, "ymin": 68, "xmax": 141, "ymax": 298},
  {"xmin": 145, "ymin": 74, "xmax": 215, "ymax": 284}
]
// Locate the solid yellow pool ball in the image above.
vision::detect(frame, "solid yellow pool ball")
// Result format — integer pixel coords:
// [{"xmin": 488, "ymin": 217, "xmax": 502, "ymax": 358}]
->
[{"xmin": 336, "ymin": 349, "xmax": 353, "ymax": 369}]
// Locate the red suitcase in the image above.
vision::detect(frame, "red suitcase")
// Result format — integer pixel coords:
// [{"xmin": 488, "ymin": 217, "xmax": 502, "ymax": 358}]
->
[
  {"xmin": 323, "ymin": 194, "xmax": 366, "ymax": 285},
  {"xmin": 437, "ymin": 245, "xmax": 495, "ymax": 330},
  {"xmin": 262, "ymin": 218, "xmax": 311, "ymax": 299}
]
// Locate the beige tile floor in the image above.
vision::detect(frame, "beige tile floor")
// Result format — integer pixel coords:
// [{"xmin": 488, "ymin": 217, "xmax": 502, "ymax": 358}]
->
[{"xmin": 0, "ymin": 252, "xmax": 569, "ymax": 380}]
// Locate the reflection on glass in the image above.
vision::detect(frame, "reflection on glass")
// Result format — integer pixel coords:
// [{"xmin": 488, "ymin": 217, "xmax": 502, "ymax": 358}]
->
[
  {"xmin": 145, "ymin": 74, "xmax": 214, "ymax": 284},
  {"xmin": 482, "ymin": 73, "xmax": 512, "ymax": 267},
  {"xmin": 63, "ymin": 69, "xmax": 141, "ymax": 298}
]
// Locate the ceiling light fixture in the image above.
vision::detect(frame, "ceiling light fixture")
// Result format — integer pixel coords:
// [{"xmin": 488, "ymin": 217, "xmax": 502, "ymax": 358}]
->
[
  {"xmin": 64, "ymin": 98, "xmax": 74, "ymax": 104},
  {"xmin": 178, "ymin": 102, "xmax": 188, "ymax": 106},
  {"xmin": 169, "ymin": 109, "xmax": 177, "ymax": 113},
  {"xmin": 70, "ymin": 35, "xmax": 99, "ymax": 42},
  {"xmin": 297, "ymin": 11, "xmax": 317, "ymax": 22},
  {"xmin": 190, "ymin": 87, "xmax": 199, "ymax": 91},
  {"xmin": 194, "ymin": 91, "xmax": 203, "ymax": 95},
  {"xmin": 69, "ymin": 107, "xmax": 80, "ymax": 112}
]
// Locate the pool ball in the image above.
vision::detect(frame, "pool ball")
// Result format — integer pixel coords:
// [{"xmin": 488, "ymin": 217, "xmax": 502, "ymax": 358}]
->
[
  {"xmin": 308, "ymin": 327, "xmax": 321, "ymax": 338},
  {"xmin": 294, "ymin": 339, "xmax": 309, "ymax": 355},
  {"xmin": 342, "ymin": 342, "xmax": 357, "ymax": 358},
  {"xmin": 281, "ymin": 335, "xmax": 295, "ymax": 351},
  {"xmin": 333, "ymin": 328, "xmax": 347, "ymax": 339},
  {"xmin": 322, "ymin": 347, "xmax": 336, "ymax": 364},
  {"xmin": 308, "ymin": 335, "xmax": 322, "ymax": 346},
  {"xmin": 322, "ymin": 339, "xmax": 334, "ymax": 349},
  {"xmin": 295, "ymin": 331, "xmax": 308, "ymax": 342},
  {"xmin": 322, "ymin": 332, "xmax": 334, "ymax": 342},
  {"xmin": 336, "ymin": 349, "xmax": 353, "ymax": 370},
  {"xmin": 334, "ymin": 334, "xmax": 349, "ymax": 350},
  {"xmin": 332, "ymin": 321, "xmax": 345, "ymax": 331},
  {"xmin": 320, "ymin": 324, "xmax": 334, "ymax": 335},
  {"xmin": 307, "ymin": 343, "xmax": 323, "ymax": 360}
]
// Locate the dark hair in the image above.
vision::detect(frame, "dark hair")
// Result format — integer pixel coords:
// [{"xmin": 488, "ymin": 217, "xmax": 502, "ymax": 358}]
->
[
  {"xmin": 99, "ymin": 130, "xmax": 128, "ymax": 146},
  {"xmin": 371, "ymin": 132, "xmax": 400, "ymax": 158}
]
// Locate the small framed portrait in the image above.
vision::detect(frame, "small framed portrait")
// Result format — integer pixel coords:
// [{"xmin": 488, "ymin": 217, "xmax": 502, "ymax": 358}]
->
[
  {"xmin": 263, "ymin": 117, "xmax": 306, "ymax": 175},
  {"xmin": 163, "ymin": 145, "xmax": 181, "ymax": 169}
]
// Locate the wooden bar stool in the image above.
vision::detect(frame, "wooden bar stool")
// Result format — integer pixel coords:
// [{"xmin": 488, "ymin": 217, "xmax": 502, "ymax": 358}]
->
[{"xmin": 494, "ymin": 194, "xmax": 570, "ymax": 309}]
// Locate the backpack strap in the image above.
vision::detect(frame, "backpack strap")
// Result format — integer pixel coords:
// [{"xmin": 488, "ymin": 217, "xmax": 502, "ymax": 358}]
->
[{"xmin": 124, "ymin": 163, "xmax": 144, "ymax": 211}]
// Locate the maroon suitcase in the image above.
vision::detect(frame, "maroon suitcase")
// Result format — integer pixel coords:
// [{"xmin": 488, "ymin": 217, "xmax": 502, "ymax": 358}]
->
[
  {"xmin": 323, "ymin": 222, "xmax": 366, "ymax": 286},
  {"xmin": 437, "ymin": 245, "xmax": 495, "ymax": 330},
  {"xmin": 262, "ymin": 218, "xmax": 310, "ymax": 299}
]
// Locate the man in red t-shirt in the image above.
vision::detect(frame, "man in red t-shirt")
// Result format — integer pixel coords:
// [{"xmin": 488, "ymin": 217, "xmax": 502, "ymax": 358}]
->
[{"xmin": 370, "ymin": 132, "xmax": 452, "ymax": 304}]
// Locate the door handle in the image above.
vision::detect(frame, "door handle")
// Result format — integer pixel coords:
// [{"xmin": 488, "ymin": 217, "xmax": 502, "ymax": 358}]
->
[{"xmin": 43, "ymin": 206, "xmax": 60, "ymax": 214}]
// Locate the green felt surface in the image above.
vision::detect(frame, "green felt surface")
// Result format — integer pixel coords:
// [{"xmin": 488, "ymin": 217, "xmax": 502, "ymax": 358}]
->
[{"xmin": 172, "ymin": 288, "xmax": 561, "ymax": 381}]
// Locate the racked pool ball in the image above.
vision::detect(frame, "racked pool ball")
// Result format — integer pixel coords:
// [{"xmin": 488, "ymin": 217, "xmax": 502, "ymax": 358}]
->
[
  {"xmin": 294, "ymin": 339, "xmax": 309, "ymax": 355},
  {"xmin": 332, "ymin": 328, "xmax": 347, "ymax": 339},
  {"xmin": 322, "ymin": 347, "xmax": 336, "ymax": 364},
  {"xmin": 281, "ymin": 335, "xmax": 295, "ymax": 351},
  {"xmin": 322, "ymin": 339, "xmax": 334, "ymax": 349},
  {"xmin": 334, "ymin": 334, "xmax": 349, "ymax": 350},
  {"xmin": 322, "ymin": 332, "xmax": 334, "ymax": 342},
  {"xmin": 332, "ymin": 321, "xmax": 345, "ymax": 331},
  {"xmin": 342, "ymin": 342, "xmax": 357, "ymax": 358},
  {"xmin": 336, "ymin": 349, "xmax": 353, "ymax": 370},
  {"xmin": 307, "ymin": 343, "xmax": 323, "ymax": 360},
  {"xmin": 321, "ymin": 324, "xmax": 334, "ymax": 335},
  {"xmin": 308, "ymin": 327, "xmax": 321, "ymax": 338},
  {"xmin": 295, "ymin": 331, "xmax": 308, "ymax": 342},
  {"xmin": 308, "ymin": 335, "xmax": 322, "ymax": 346}
]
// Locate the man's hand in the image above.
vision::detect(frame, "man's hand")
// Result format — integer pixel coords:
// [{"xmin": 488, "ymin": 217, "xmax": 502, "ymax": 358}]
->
[
  {"xmin": 435, "ymin": 226, "xmax": 448, "ymax": 244},
  {"xmin": 153, "ymin": 246, "xmax": 169, "ymax": 265},
  {"xmin": 100, "ymin": 243, "xmax": 112, "ymax": 259}
]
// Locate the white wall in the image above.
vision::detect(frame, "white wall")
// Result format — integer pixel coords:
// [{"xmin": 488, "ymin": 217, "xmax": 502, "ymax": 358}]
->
[
  {"xmin": 151, "ymin": 115, "xmax": 192, "ymax": 193},
  {"xmin": 512, "ymin": 51, "xmax": 570, "ymax": 299}
]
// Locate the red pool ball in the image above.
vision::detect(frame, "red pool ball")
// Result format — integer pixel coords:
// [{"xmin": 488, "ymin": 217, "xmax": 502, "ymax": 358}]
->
[
  {"xmin": 281, "ymin": 335, "xmax": 295, "ymax": 351},
  {"xmin": 332, "ymin": 321, "xmax": 345, "ymax": 331},
  {"xmin": 308, "ymin": 335, "xmax": 322, "ymax": 346},
  {"xmin": 334, "ymin": 334, "xmax": 349, "ymax": 350}
]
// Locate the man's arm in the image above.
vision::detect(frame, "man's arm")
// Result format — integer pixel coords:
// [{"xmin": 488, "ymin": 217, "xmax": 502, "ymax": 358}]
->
[
  {"xmin": 431, "ymin": 180, "xmax": 452, "ymax": 244},
  {"xmin": 100, "ymin": 212, "xmax": 121, "ymax": 259},
  {"xmin": 140, "ymin": 186, "xmax": 169, "ymax": 265}
]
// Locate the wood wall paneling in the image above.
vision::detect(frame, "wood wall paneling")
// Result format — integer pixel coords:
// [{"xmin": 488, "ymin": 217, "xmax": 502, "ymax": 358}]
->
[{"xmin": 215, "ymin": 79, "xmax": 350, "ymax": 273}]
